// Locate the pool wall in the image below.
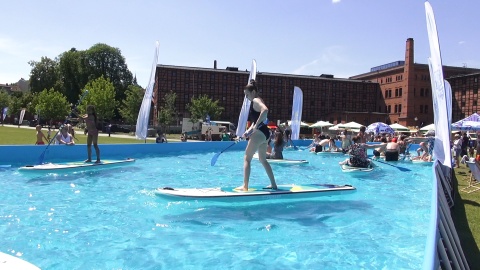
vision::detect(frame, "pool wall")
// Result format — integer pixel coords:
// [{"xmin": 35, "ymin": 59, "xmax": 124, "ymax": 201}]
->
[
  {"xmin": 0, "ymin": 141, "xmax": 423, "ymax": 165},
  {"xmin": 0, "ymin": 140, "xmax": 315, "ymax": 165}
]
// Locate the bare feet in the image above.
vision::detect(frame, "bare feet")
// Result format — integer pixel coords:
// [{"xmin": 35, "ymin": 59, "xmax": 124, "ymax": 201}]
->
[
  {"xmin": 95, "ymin": 160, "xmax": 101, "ymax": 164},
  {"xmin": 235, "ymin": 186, "xmax": 247, "ymax": 191},
  {"xmin": 264, "ymin": 185, "xmax": 278, "ymax": 190}
]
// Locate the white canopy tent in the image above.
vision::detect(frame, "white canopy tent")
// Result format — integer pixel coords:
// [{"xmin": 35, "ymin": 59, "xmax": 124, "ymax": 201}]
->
[
  {"xmin": 389, "ymin": 123, "xmax": 410, "ymax": 132},
  {"xmin": 280, "ymin": 120, "xmax": 310, "ymax": 128},
  {"xmin": 309, "ymin": 121, "xmax": 334, "ymax": 129}
]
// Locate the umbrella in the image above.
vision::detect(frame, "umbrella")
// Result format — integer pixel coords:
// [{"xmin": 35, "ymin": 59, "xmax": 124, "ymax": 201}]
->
[
  {"xmin": 280, "ymin": 120, "xmax": 310, "ymax": 127},
  {"xmin": 339, "ymin": 121, "xmax": 363, "ymax": 130},
  {"xmin": 452, "ymin": 120, "xmax": 480, "ymax": 131},
  {"xmin": 309, "ymin": 121, "xmax": 334, "ymax": 129},
  {"xmin": 389, "ymin": 123, "xmax": 410, "ymax": 132},
  {"xmin": 366, "ymin": 122, "xmax": 395, "ymax": 135},
  {"xmin": 419, "ymin": 123, "xmax": 435, "ymax": 132},
  {"xmin": 452, "ymin": 113, "xmax": 480, "ymax": 131},
  {"xmin": 328, "ymin": 123, "xmax": 344, "ymax": 131}
]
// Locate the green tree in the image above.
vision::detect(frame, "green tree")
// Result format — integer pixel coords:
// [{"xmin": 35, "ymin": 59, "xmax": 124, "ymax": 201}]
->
[
  {"xmin": 84, "ymin": 43, "xmax": 133, "ymax": 102},
  {"xmin": 58, "ymin": 48, "xmax": 85, "ymax": 104},
  {"xmin": 80, "ymin": 76, "xmax": 117, "ymax": 122},
  {"xmin": 119, "ymin": 84, "xmax": 144, "ymax": 124},
  {"xmin": 29, "ymin": 57, "xmax": 60, "ymax": 94},
  {"xmin": 0, "ymin": 90, "xmax": 10, "ymax": 111},
  {"xmin": 0, "ymin": 90, "xmax": 10, "ymax": 125},
  {"xmin": 187, "ymin": 94, "xmax": 224, "ymax": 124},
  {"xmin": 157, "ymin": 90, "xmax": 177, "ymax": 130},
  {"xmin": 34, "ymin": 88, "xmax": 70, "ymax": 122}
]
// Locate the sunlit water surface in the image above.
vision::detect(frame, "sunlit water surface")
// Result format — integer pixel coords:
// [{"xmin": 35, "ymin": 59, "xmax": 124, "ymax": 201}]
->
[{"xmin": 0, "ymin": 149, "xmax": 433, "ymax": 269}]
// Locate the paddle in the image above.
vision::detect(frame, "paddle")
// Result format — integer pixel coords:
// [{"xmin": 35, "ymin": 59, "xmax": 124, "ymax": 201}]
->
[
  {"xmin": 38, "ymin": 90, "xmax": 89, "ymax": 164},
  {"xmin": 211, "ymin": 141, "xmax": 239, "ymax": 166},
  {"xmin": 374, "ymin": 159, "xmax": 411, "ymax": 172}
]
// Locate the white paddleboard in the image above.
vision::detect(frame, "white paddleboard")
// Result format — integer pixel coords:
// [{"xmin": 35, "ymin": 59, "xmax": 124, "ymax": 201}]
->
[
  {"xmin": 155, "ymin": 183, "xmax": 355, "ymax": 201},
  {"xmin": 410, "ymin": 159, "xmax": 434, "ymax": 164},
  {"xmin": 253, "ymin": 153, "xmax": 308, "ymax": 164},
  {"xmin": 341, "ymin": 164, "xmax": 374, "ymax": 172},
  {"xmin": 19, "ymin": 158, "xmax": 135, "ymax": 172},
  {"xmin": 0, "ymin": 252, "xmax": 40, "ymax": 270},
  {"xmin": 315, "ymin": 151, "xmax": 344, "ymax": 155}
]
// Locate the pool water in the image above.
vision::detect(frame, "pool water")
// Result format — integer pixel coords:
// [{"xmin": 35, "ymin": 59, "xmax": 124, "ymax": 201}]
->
[{"xmin": 0, "ymin": 149, "xmax": 433, "ymax": 269}]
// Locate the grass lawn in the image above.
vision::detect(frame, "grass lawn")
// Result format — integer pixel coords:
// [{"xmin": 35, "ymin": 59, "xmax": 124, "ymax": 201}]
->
[
  {"xmin": 0, "ymin": 125, "xmax": 181, "ymax": 144},
  {"xmin": 452, "ymin": 165, "xmax": 480, "ymax": 268},
  {"xmin": 1, "ymin": 125, "xmax": 478, "ymax": 267}
]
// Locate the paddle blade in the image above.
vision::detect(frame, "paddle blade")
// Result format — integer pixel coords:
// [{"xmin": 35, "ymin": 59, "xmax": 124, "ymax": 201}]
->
[{"xmin": 211, "ymin": 152, "xmax": 221, "ymax": 166}]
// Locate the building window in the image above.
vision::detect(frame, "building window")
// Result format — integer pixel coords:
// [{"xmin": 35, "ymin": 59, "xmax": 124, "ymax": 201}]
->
[
  {"xmin": 399, "ymin": 88, "xmax": 402, "ymax": 97},
  {"xmin": 385, "ymin": 90, "xmax": 388, "ymax": 98},
  {"xmin": 420, "ymin": 105, "xmax": 424, "ymax": 113},
  {"xmin": 398, "ymin": 104, "xmax": 402, "ymax": 113},
  {"xmin": 474, "ymin": 100, "xmax": 477, "ymax": 106},
  {"xmin": 387, "ymin": 105, "xmax": 391, "ymax": 113},
  {"xmin": 424, "ymin": 88, "xmax": 428, "ymax": 97},
  {"xmin": 394, "ymin": 104, "xmax": 398, "ymax": 113},
  {"xmin": 425, "ymin": 105, "xmax": 428, "ymax": 114},
  {"xmin": 395, "ymin": 88, "xmax": 398, "ymax": 97},
  {"xmin": 420, "ymin": 88, "xmax": 424, "ymax": 96}
]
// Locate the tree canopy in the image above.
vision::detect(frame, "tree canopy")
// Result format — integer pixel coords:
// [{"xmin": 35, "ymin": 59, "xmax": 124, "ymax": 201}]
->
[
  {"xmin": 119, "ymin": 84, "xmax": 144, "ymax": 124},
  {"xmin": 28, "ymin": 43, "xmax": 134, "ymax": 111},
  {"xmin": 0, "ymin": 90, "xmax": 10, "ymax": 111},
  {"xmin": 79, "ymin": 76, "xmax": 117, "ymax": 121},
  {"xmin": 157, "ymin": 90, "xmax": 177, "ymax": 129},
  {"xmin": 34, "ymin": 88, "xmax": 71, "ymax": 122},
  {"xmin": 187, "ymin": 94, "xmax": 224, "ymax": 124}
]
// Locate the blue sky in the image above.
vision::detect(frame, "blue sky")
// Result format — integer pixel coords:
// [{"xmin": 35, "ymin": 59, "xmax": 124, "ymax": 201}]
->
[{"xmin": 1, "ymin": 0, "xmax": 478, "ymax": 87}]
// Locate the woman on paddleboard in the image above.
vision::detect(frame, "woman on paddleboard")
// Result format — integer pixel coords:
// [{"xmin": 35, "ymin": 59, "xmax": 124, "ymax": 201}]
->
[
  {"xmin": 238, "ymin": 79, "xmax": 278, "ymax": 191},
  {"xmin": 77, "ymin": 105, "xmax": 101, "ymax": 163}
]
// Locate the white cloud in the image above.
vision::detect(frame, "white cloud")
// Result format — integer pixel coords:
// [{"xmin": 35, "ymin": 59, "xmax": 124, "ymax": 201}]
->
[
  {"xmin": 332, "ymin": 0, "xmax": 341, "ymax": 4},
  {"xmin": 458, "ymin": 41, "xmax": 466, "ymax": 45},
  {"xmin": 292, "ymin": 45, "xmax": 352, "ymax": 77}
]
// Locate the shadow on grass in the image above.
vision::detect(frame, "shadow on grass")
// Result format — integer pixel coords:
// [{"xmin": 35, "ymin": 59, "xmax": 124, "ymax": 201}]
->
[{"xmin": 452, "ymin": 169, "xmax": 480, "ymax": 269}]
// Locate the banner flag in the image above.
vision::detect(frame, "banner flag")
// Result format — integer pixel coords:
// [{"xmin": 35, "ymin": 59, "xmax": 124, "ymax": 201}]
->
[
  {"xmin": 236, "ymin": 59, "xmax": 256, "ymax": 137},
  {"xmin": 425, "ymin": 2, "xmax": 452, "ymax": 168},
  {"xmin": 136, "ymin": 41, "xmax": 160, "ymax": 140},
  {"xmin": 290, "ymin": 86, "xmax": 303, "ymax": 140}
]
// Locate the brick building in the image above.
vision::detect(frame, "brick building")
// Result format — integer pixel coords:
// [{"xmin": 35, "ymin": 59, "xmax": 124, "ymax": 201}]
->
[
  {"xmin": 446, "ymin": 73, "xmax": 480, "ymax": 121},
  {"xmin": 153, "ymin": 38, "xmax": 480, "ymax": 129},
  {"xmin": 351, "ymin": 38, "xmax": 480, "ymax": 128},
  {"xmin": 153, "ymin": 65, "xmax": 385, "ymax": 127}
]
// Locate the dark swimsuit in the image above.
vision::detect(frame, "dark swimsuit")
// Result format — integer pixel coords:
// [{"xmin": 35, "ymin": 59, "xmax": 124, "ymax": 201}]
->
[{"xmin": 248, "ymin": 103, "xmax": 270, "ymax": 140}]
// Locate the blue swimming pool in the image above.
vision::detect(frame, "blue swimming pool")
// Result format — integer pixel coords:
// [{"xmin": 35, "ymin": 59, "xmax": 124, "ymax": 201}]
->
[{"xmin": 0, "ymin": 147, "xmax": 433, "ymax": 269}]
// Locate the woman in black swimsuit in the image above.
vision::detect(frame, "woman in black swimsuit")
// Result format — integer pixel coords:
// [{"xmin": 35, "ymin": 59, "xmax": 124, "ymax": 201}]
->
[{"xmin": 237, "ymin": 79, "xmax": 277, "ymax": 191}]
